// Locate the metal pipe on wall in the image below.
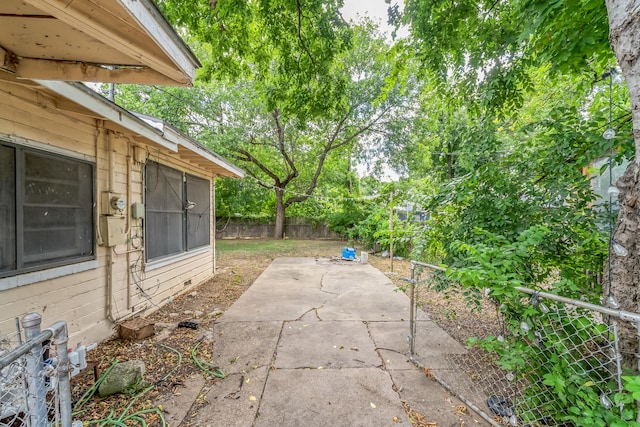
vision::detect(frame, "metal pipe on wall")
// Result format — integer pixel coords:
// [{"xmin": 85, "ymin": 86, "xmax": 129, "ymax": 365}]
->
[{"xmin": 125, "ymin": 141, "xmax": 132, "ymax": 310}]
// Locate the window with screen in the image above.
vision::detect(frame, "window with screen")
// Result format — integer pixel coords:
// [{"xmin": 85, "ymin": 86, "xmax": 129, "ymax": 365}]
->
[
  {"xmin": 0, "ymin": 142, "xmax": 95, "ymax": 277},
  {"xmin": 186, "ymin": 174, "xmax": 211, "ymax": 250},
  {"xmin": 145, "ymin": 161, "xmax": 210, "ymax": 261}
]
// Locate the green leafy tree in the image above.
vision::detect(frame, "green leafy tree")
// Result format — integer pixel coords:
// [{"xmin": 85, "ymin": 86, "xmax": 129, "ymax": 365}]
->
[{"xmin": 401, "ymin": 0, "xmax": 640, "ymax": 365}]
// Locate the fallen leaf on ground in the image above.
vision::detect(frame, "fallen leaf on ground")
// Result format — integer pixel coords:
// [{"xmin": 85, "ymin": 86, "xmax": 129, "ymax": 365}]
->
[{"xmin": 423, "ymin": 368, "xmax": 435, "ymax": 380}]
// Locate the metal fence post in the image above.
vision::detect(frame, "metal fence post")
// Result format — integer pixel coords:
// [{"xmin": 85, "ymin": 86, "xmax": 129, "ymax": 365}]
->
[
  {"xmin": 49, "ymin": 321, "xmax": 72, "ymax": 427},
  {"xmin": 22, "ymin": 312, "xmax": 47, "ymax": 427}
]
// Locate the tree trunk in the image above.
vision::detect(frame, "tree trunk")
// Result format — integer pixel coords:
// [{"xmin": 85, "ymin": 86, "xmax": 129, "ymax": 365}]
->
[
  {"xmin": 605, "ymin": 0, "xmax": 640, "ymax": 370},
  {"xmin": 608, "ymin": 163, "xmax": 640, "ymax": 368},
  {"xmin": 274, "ymin": 188, "xmax": 285, "ymax": 239}
]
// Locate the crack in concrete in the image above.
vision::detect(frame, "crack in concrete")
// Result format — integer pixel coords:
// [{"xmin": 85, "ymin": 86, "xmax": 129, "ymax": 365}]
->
[
  {"xmin": 319, "ymin": 272, "xmax": 327, "ymax": 290},
  {"xmin": 319, "ymin": 272, "xmax": 340, "ymax": 296},
  {"xmin": 293, "ymin": 306, "xmax": 324, "ymax": 321},
  {"xmin": 364, "ymin": 321, "xmax": 389, "ymax": 371},
  {"xmin": 251, "ymin": 320, "xmax": 285, "ymax": 427}
]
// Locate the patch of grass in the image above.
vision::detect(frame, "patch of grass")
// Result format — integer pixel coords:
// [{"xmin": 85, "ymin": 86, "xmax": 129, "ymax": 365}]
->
[{"xmin": 216, "ymin": 239, "xmax": 346, "ymax": 258}]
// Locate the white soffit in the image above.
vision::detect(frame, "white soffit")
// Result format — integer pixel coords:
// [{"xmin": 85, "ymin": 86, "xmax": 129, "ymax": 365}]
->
[{"xmin": 0, "ymin": 0, "xmax": 200, "ymax": 86}]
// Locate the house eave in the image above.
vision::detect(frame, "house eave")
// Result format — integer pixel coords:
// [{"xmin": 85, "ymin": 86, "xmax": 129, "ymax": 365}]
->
[
  {"xmin": 34, "ymin": 80, "xmax": 244, "ymax": 178},
  {"xmin": 1, "ymin": 0, "xmax": 201, "ymax": 86},
  {"xmin": 134, "ymin": 113, "xmax": 245, "ymax": 179}
]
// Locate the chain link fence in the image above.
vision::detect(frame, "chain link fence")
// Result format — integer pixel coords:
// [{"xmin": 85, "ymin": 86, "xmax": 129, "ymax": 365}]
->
[
  {"xmin": 0, "ymin": 313, "xmax": 72, "ymax": 427},
  {"xmin": 406, "ymin": 261, "xmax": 640, "ymax": 427}
]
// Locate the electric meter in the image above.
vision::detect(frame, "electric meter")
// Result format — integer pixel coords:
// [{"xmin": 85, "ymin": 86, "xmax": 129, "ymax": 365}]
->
[{"xmin": 110, "ymin": 196, "xmax": 126, "ymax": 211}]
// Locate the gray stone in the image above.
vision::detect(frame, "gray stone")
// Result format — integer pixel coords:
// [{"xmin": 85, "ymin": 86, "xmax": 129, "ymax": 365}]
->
[{"xmin": 98, "ymin": 360, "xmax": 146, "ymax": 397}]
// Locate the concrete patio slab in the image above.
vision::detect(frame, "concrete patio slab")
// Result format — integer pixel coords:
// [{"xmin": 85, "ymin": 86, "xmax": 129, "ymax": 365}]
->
[
  {"xmin": 218, "ymin": 286, "xmax": 330, "ymax": 321},
  {"xmin": 192, "ymin": 257, "xmax": 489, "ymax": 427},
  {"xmin": 188, "ymin": 367, "xmax": 269, "ymax": 427},
  {"xmin": 210, "ymin": 321, "xmax": 282, "ymax": 374},
  {"xmin": 413, "ymin": 320, "xmax": 468, "ymax": 355},
  {"xmin": 162, "ymin": 374, "xmax": 206, "ymax": 426},
  {"xmin": 275, "ymin": 320, "xmax": 381, "ymax": 369},
  {"xmin": 255, "ymin": 368, "xmax": 411, "ymax": 427},
  {"xmin": 366, "ymin": 320, "xmax": 467, "ymax": 371},
  {"xmin": 319, "ymin": 286, "xmax": 411, "ymax": 321},
  {"xmin": 389, "ymin": 369, "xmax": 487, "ymax": 426}
]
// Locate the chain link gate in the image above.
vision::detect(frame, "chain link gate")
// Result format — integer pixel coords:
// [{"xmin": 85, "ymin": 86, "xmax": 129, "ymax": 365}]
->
[
  {"xmin": 406, "ymin": 260, "xmax": 640, "ymax": 427},
  {"xmin": 0, "ymin": 313, "xmax": 73, "ymax": 427}
]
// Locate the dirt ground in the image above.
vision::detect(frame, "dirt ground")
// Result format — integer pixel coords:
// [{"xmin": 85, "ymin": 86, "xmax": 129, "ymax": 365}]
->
[{"xmin": 70, "ymin": 240, "xmax": 497, "ymax": 426}]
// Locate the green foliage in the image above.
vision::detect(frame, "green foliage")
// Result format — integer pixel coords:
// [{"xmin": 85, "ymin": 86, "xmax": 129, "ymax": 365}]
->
[
  {"xmin": 215, "ymin": 178, "xmax": 274, "ymax": 219},
  {"xmin": 327, "ymin": 199, "xmax": 369, "ymax": 238},
  {"xmin": 349, "ymin": 204, "xmax": 418, "ymax": 258},
  {"xmin": 466, "ymin": 302, "xmax": 640, "ymax": 426},
  {"xmin": 113, "ymin": 13, "xmax": 414, "ymax": 237},
  {"xmin": 157, "ymin": 0, "xmax": 352, "ymax": 120},
  {"xmin": 438, "ymin": 222, "xmax": 633, "ymax": 425},
  {"xmin": 401, "ymin": 0, "xmax": 614, "ymax": 112}
]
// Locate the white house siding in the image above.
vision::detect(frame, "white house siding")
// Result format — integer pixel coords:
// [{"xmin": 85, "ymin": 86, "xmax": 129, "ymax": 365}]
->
[{"xmin": 0, "ymin": 77, "xmax": 216, "ymax": 345}]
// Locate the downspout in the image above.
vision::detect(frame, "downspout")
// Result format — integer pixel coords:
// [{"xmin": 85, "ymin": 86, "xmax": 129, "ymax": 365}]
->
[
  {"xmin": 105, "ymin": 129, "xmax": 115, "ymax": 322},
  {"xmin": 94, "ymin": 122, "xmax": 115, "ymax": 323},
  {"xmin": 125, "ymin": 141, "xmax": 132, "ymax": 310},
  {"xmin": 95, "ymin": 121, "xmax": 105, "ymax": 245}
]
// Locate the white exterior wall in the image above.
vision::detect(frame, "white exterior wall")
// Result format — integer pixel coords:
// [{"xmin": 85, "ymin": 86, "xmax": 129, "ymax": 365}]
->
[{"xmin": 0, "ymin": 79, "xmax": 216, "ymax": 345}]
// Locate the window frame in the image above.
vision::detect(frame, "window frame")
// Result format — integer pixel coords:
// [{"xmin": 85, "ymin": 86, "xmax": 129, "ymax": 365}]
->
[
  {"xmin": 0, "ymin": 140, "xmax": 96, "ymax": 279},
  {"xmin": 144, "ymin": 161, "xmax": 211, "ymax": 263}
]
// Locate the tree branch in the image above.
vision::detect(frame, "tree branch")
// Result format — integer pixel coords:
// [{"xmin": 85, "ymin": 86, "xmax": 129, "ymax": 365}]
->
[
  {"xmin": 296, "ymin": 0, "xmax": 317, "ymax": 67},
  {"xmin": 233, "ymin": 148, "xmax": 282, "ymax": 186},
  {"xmin": 272, "ymin": 110, "xmax": 298, "ymax": 182}
]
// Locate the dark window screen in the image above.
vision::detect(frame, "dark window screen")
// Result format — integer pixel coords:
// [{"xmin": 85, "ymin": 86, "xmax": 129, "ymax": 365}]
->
[
  {"xmin": 186, "ymin": 174, "xmax": 210, "ymax": 250},
  {"xmin": 1, "ymin": 142, "xmax": 94, "ymax": 277},
  {"xmin": 22, "ymin": 151, "xmax": 93, "ymax": 266},
  {"xmin": 145, "ymin": 162, "xmax": 185, "ymax": 260}
]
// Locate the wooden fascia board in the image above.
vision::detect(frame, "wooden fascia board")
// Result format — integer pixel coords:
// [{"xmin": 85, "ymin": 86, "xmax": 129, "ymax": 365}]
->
[
  {"xmin": 23, "ymin": 0, "xmax": 196, "ymax": 86},
  {"xmin": 34, "ymin": 80, "xmax": 178, "ymax": 153},
  {"xmin": 119, "ymin": 0, "xmax": 201, "ymax": 79},
  {"xmin": 16, "ymin": 58, "xmax": 180, "ymax": 86}
]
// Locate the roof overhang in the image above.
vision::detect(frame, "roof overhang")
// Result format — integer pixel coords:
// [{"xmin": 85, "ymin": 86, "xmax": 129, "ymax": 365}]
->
[
  {"xmin": 0, "ymin": 0, "xmax": 200, "ymax": 86},
  {"xmin": 33, "ymin": 79, "xmax": 244, "ymax": 178},
  {"xmin": 134, "ymin": 113, "xmax": 246, "ymax": 179}
]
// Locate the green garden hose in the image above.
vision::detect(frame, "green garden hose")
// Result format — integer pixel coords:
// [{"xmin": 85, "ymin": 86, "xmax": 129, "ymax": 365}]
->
[{"xmin": 190, "ymin": 339, "xmax": 225, "ymax": 379}]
